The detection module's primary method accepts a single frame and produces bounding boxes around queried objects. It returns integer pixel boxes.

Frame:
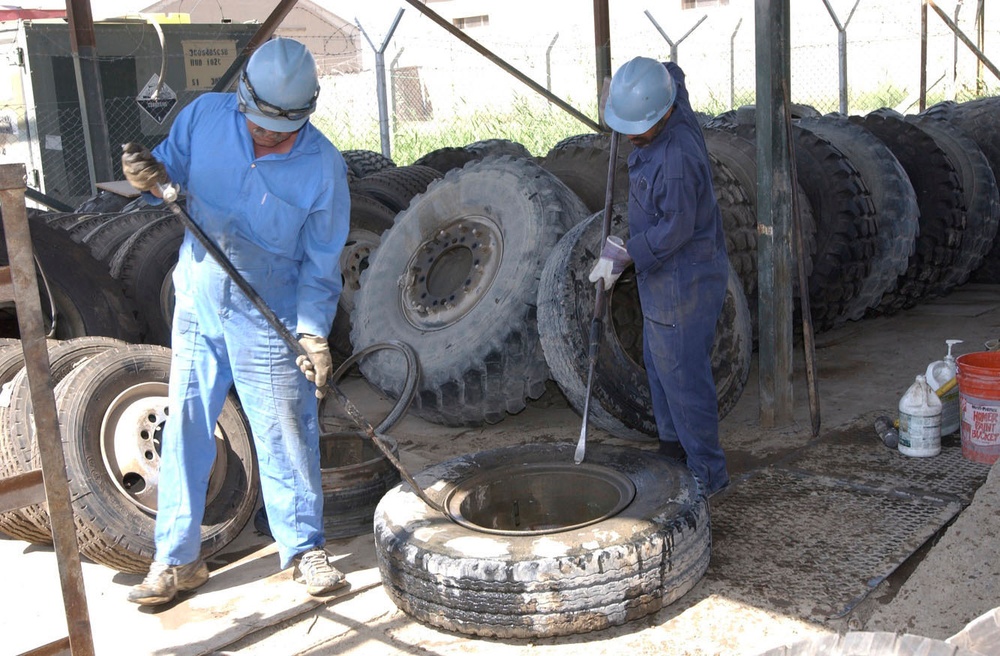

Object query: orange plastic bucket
[956,351,1000,464]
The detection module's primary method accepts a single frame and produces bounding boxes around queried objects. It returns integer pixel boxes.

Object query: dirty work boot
[127,559,209,606]
[294,548,347,596]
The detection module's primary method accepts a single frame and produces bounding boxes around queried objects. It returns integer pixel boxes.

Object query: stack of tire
[0,337,256,573]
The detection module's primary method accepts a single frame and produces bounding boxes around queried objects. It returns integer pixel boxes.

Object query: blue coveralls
[624,63,730,495]
[148,93,350,569]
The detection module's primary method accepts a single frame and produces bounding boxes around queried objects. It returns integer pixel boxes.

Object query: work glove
[296,334,333,399]
[121,142,168,193]
[587,236,631,289]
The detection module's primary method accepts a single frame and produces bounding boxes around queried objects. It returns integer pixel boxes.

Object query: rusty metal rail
[0,163,95,656]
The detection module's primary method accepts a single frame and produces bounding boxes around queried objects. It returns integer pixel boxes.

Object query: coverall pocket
[247,191,309,256]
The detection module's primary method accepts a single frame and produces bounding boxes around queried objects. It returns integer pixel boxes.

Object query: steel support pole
[754,0,794,427]
[920,0,928,111]
[65,0,113,189]
[730,18,743,110]
[0,163,95,656]
[594,0,611,123]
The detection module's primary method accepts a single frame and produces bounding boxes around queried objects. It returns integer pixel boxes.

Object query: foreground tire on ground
[0,337,126,543]
[53,345,258,573]
[754,631,980,655]
[352,156,589,426]
[374,443,710,638]
[0,219,144,342]
[797,115,918,321]
[538,208,753,441]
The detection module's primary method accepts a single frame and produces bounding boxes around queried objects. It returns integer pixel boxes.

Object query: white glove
[587,236,631,289]
[296,334,332,399]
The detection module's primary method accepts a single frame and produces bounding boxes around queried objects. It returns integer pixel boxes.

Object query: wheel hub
[339,228,381,314]
[401,216,503,330]
[445,462,636,536]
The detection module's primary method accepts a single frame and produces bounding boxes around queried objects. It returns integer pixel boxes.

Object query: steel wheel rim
[401,216,503,331]
[100,381,228,514]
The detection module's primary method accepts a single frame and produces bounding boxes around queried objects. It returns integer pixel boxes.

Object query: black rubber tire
[0,341,47,543]
[464,138,532,159]
[702,126,817,292]
[107,214,184,346]
[797,115,919,321]
[0,219,144,342]
[412,146,480,174]
[537,207,752,440]
[52,345,258,573]
[850,110,966,313]
[755,632,980,655]
[539,141,630,213]
[350,164,443,214]
[0,336,126,543]
[62,213,119,244]
[709,151,758,310]
[341,149,396,178]
[329,194,397,362]
[905,115,1000,292]
[352,156,589,427]
[41,212,99,232]
[921,97,1000,282]
[80,209,173,264]
[374,442,711,639]
[74,190,132,214]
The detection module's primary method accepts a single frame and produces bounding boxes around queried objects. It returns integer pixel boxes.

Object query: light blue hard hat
[604,56,676,135]
[237,37,319,133]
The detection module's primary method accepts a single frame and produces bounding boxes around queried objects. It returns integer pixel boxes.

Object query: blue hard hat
[604,56,676,135]
[237,38,319,132]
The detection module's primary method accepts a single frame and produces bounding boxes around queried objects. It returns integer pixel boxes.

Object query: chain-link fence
[0,0,997,210]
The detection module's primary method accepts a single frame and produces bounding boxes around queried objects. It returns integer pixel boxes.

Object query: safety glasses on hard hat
[238,70,319,121]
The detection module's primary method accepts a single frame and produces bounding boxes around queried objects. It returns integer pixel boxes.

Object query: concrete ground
[3,283,999,655]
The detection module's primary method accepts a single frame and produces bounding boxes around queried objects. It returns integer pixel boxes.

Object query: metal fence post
[644,10,708,64]
[356,9,405,160]
[821,0,862,115]
[731,18,743,109]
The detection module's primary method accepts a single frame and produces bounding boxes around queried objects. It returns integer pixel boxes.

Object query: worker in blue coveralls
[591,56,730,496]
[120,37,350,605]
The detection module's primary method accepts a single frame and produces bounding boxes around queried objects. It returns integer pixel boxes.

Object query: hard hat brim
[604,103,666,136]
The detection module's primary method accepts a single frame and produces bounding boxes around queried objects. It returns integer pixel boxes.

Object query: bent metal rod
[157,182,444,513]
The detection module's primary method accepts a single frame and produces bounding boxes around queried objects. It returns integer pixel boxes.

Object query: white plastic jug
[898,374,942,457]
[925,339,962,436]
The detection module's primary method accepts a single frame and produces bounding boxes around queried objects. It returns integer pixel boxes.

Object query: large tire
[783,122,879,331]
[0,341,47,543]
[352,156,589,426]
[709,151,758,310]
[411,146,479,174]
[107,214,184,346]
[75,190,132,214]
[922,98,1000,282]
[797,115,919,320]
[350,164,443,214]
[374,443,711,638]
[0,337,126,543]
[328,194,397,362]
[851,110,966,312]
[0,219,144,342]
[341,149,396,178]
[906,115,1000,292]
[539,141,630,213]
[702,126,817,292]
[52,345,258,573]
[464,138,532,159]
[538,207,753,441]
[80,209,173,264]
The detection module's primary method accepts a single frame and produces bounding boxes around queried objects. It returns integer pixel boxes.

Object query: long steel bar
[65,0,113,189]
[401,0,599,132]
[0,163,94,655]
[928,0,1000,82]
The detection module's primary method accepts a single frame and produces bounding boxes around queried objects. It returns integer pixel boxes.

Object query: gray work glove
[121,142,168,192]
[296,334,332,399]
[588,236,631,289]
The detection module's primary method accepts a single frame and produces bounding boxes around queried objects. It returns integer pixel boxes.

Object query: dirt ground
[3,283,999,655]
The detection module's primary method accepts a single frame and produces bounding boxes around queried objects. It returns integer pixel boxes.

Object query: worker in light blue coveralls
[120,37,350,605]
[591,56,730,496]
